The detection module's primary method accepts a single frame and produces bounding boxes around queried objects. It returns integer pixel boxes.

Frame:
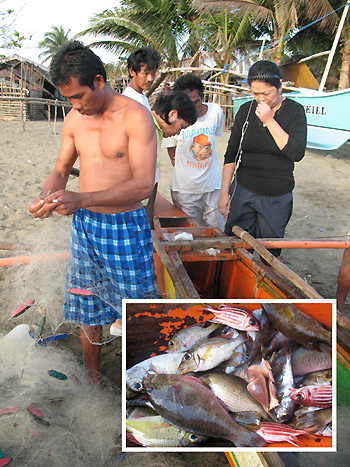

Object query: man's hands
[29,190,83,218]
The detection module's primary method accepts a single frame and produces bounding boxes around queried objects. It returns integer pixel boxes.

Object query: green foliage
[77,0,348,86]
[38,26,71,64]
[79,0,202,66]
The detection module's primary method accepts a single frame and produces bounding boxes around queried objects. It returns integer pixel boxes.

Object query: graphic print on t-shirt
[190,134,212,162]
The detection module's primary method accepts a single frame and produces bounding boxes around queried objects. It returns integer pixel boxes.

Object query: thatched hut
[0,55,58,120]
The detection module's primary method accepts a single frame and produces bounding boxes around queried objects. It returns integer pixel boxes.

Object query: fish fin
[207,318,221,325]
[206,322,222,333]
[183,375,203,384]
[148,364,160,374]
[215,396,231,413]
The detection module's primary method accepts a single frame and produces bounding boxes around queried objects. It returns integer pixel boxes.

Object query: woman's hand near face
[255,102,274,125]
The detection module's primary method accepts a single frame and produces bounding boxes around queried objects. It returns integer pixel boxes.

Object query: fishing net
[0,325,121,465]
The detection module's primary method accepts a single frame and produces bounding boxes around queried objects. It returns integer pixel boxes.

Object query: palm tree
[196,11,259,81]
[38,26,71,64]
[285,0,349,89]
[193,0,339,64]
[79,0,200,67]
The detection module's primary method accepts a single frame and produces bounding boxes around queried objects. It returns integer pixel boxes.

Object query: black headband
[249,73,281,80]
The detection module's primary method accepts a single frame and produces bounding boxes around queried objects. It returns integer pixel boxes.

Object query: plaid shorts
[64,208,156,326]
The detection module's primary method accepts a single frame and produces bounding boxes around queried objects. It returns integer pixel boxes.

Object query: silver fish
[126,352,185,392]
[198,371,269,419]
[178,335,246,374]
[167,323,221,352]
[271,348,296,423]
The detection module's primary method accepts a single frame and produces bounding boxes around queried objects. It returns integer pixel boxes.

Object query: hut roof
[0,54,54,87]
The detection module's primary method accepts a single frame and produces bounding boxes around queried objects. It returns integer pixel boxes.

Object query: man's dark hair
[248,60,283,89]
[173,73,205,98]
[50,40,107,90]
[127,47,161,77]
[153,91,197,125]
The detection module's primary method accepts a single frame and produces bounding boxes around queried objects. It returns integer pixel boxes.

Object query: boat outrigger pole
[319,1,350,91]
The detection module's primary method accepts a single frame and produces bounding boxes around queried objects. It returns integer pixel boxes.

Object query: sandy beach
[1,119,350,465]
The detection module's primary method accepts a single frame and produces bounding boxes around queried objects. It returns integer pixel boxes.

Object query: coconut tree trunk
[338,36,350,90]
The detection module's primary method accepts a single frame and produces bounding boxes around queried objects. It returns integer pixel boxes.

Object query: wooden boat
[142,193,349,461]
[233,88,350,150]
[152,194,324,301]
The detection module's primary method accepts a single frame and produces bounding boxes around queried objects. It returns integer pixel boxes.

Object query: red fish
[256,421,315,446]
[204,305,260,332]
[289,385,332,408]
[12,299,35,318]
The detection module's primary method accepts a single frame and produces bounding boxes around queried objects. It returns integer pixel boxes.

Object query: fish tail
[229,428,266,447]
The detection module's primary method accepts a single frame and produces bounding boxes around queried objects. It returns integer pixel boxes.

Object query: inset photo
[123,299,336,453]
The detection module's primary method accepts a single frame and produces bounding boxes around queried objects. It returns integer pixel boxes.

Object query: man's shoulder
[62,108,80,132]
[204,102,224,118]
[114,93,150,117]
[123,86,151,110]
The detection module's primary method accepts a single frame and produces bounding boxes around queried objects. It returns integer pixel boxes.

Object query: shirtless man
[29,41,157,383]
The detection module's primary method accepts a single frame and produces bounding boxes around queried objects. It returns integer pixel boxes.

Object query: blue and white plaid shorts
[64,208,156,326]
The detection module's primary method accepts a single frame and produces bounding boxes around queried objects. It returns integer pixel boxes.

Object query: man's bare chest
[73,122,128,161]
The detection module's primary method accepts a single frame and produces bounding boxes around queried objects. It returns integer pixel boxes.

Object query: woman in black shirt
[218,60,307,256]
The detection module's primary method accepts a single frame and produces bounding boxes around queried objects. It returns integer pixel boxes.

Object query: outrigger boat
[152,194,335,302]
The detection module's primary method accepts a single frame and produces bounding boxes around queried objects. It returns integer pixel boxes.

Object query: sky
[1,0,120,65]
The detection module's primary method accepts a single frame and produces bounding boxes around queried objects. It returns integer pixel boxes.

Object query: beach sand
[1,120,350,465]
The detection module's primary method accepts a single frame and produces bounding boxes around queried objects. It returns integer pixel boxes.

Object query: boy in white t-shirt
[163,73,224,230]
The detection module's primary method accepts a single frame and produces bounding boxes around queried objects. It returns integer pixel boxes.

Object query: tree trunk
[338,37,350,90]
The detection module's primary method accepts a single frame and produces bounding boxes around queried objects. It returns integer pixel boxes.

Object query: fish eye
[296,394,302,400]
[189,434,198,442]
[184,353,191,361]
[168,340,174,347]
[249,319,256,326]
[134,382,143,391]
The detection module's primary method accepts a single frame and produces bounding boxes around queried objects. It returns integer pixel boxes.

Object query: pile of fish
[126,303,333,448]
